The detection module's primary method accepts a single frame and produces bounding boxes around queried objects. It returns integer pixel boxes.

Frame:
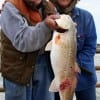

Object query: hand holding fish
[44,14,60,30]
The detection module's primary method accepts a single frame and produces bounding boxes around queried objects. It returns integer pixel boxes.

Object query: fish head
[45,14,77,50]
[52,14,77,45]
[55,14,74,29]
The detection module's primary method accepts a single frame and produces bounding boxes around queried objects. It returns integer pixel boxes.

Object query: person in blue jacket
[28,0,97,100]
[50,0,97,100]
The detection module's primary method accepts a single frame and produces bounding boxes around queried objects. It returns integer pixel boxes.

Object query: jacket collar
[72,7,80,18]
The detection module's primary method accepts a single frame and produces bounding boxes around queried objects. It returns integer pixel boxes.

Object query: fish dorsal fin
[49,79,58,92]
[45,40,52,51]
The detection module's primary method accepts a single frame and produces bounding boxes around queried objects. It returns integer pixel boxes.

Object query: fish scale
[46,14,80,100]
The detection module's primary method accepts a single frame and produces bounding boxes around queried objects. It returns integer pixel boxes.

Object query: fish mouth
[55,21,69,33]
[56,28,69,33]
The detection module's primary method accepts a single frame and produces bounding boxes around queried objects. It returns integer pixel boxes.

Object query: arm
[0,2,52,52]
[77,14,97,72]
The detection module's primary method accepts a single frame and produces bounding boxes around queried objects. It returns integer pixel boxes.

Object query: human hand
[44,15,60,30]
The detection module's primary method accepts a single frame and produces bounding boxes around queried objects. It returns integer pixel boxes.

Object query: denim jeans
[75,85,96,100]
[55,85,96,100]
[4,78,32,100]
[4,53,54,100]
[31,53,54,100]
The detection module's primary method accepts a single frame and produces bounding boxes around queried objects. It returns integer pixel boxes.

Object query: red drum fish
[45,14,80,100]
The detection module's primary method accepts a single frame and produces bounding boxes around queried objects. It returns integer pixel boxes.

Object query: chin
[30,0,42,6]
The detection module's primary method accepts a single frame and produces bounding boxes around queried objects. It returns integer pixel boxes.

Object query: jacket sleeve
[77,14,97,72]
[0,2,52,52]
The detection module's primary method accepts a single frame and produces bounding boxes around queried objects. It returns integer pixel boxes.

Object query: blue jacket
[72,7,97,91]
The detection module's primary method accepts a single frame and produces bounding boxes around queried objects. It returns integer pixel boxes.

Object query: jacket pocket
[77,34,85,51]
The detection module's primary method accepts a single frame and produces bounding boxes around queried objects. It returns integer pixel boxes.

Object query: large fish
[45,14,80,100]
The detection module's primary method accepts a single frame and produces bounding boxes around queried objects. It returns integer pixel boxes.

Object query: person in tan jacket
[0,0,60,100]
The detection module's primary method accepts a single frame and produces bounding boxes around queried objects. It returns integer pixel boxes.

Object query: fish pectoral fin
[74,62,81,73]
[45,40,52,51]
[49,79,58,92]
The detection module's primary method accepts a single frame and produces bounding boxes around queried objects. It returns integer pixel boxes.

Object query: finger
[50,15,60,20]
